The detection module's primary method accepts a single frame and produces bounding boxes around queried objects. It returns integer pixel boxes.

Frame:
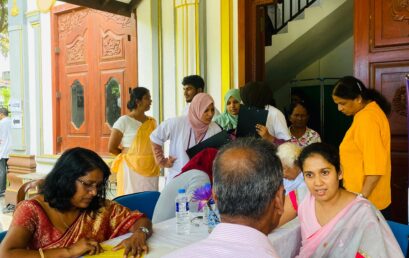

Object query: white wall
[0,55,9,77]
[205,0,221,111]
[137,0,154,117]
[274,36,353,111]
[40,12,53,155]
[161,0,176,120]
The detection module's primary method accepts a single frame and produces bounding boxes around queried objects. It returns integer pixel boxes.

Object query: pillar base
[4,154,37,206]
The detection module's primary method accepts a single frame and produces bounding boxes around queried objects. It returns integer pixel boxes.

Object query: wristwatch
[138,226,150,236]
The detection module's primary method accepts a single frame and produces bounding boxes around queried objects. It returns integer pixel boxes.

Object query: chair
[113,191,160,220]
[387,220,409,257]
[0,230,7,243]
[17,179,44,204]
[152,170,210,223]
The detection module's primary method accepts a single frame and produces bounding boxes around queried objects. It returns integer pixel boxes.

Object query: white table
[103,216,301,258]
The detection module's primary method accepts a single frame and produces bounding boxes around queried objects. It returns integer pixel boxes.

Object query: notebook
[186,130,231,159]
[236,105,268,138]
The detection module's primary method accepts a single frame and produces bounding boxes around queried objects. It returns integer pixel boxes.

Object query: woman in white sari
[279,143,403,258]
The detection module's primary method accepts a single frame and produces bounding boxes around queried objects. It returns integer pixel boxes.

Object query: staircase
[265,0,353,90]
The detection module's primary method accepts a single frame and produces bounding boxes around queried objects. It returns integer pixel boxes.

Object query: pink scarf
[188,93,214,143]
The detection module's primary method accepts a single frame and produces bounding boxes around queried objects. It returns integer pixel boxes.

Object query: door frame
[238,0,276,86]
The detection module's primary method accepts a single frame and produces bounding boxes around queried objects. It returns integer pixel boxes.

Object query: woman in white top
[240,81,291,144]
[150,93,221,182]
[109,87,159,196]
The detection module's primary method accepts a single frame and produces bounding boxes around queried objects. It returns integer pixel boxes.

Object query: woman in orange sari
[0,147,152,258]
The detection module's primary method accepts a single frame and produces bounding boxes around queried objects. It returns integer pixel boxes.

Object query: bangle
[39,248,45,258]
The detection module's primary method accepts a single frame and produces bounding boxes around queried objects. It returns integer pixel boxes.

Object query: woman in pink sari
[279,143,403,257]
[0,147,152,258]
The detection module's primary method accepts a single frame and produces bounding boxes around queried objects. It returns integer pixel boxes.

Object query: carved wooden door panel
[52,5,137,155]
[355,0,409,223]
[92,11,137,154]
[55,7,94,152]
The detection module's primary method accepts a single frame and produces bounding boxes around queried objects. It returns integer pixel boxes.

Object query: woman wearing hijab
[214,89,241,131]
[150,93,221,182]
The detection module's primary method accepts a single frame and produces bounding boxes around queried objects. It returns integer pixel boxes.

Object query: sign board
[11,114,22,129]
[9,99,22,112]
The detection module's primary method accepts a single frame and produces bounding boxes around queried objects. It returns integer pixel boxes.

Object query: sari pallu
[297,194,403,258]
[11,199,144,250]
[111,117,160,195]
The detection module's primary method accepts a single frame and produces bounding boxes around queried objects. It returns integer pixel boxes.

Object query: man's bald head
[213,138,283,219]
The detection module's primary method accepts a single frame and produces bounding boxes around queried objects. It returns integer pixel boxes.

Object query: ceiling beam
[61,0,132,17]
[101,0,112,7]
[128,0,143,11]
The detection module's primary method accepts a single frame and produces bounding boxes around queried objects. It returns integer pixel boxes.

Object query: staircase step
[267,0,348,59]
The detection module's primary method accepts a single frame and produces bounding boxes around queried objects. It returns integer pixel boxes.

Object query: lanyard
[186,128,206,151]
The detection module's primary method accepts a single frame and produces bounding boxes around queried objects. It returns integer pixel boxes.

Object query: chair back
[387,220,409,257]
[113,191,160,220]
[0,230,7,243]
[17,179,44,204]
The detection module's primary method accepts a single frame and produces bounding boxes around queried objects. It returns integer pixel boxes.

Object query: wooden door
[92,11,137,154]
[238,0,276,86]
[355,0,409,223]
[52,4,137,155]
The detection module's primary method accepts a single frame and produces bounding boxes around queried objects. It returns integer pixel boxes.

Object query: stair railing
[267,0,319,36]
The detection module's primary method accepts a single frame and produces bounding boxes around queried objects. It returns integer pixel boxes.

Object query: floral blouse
[289,127,321,147]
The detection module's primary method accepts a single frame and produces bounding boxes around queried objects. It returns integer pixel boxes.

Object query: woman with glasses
[0,147,152,258]
[288,101,321,147]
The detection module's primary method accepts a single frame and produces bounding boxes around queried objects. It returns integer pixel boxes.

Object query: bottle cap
[178,188,186,194]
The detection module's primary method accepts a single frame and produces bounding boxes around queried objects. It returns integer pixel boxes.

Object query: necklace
[57,212,71,229]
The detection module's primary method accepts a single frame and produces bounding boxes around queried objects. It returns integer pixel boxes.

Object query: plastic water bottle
[175,188,190,235]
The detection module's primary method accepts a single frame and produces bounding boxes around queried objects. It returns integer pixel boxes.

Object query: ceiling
[60,0,141,17]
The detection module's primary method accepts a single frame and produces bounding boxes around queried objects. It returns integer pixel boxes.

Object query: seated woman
[279,143,403,257]
[276,142,305,193]
[150,93,221,182]
[152,148,218,223]
[213,89,241,131]
[288,101,321,147]
[0,147,152,258]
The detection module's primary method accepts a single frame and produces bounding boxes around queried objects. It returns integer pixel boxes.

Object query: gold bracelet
[39,248,45,258]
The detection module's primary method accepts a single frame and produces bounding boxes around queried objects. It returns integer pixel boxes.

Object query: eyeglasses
[77,178,103,192]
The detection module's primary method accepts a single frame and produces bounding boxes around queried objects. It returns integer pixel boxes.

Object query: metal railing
[266,0,319,36]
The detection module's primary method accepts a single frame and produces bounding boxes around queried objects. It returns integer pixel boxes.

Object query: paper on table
[83,244,145,258]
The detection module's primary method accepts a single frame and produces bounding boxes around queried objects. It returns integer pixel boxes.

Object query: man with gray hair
[0,107,11,197]
[164,138,284,257]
